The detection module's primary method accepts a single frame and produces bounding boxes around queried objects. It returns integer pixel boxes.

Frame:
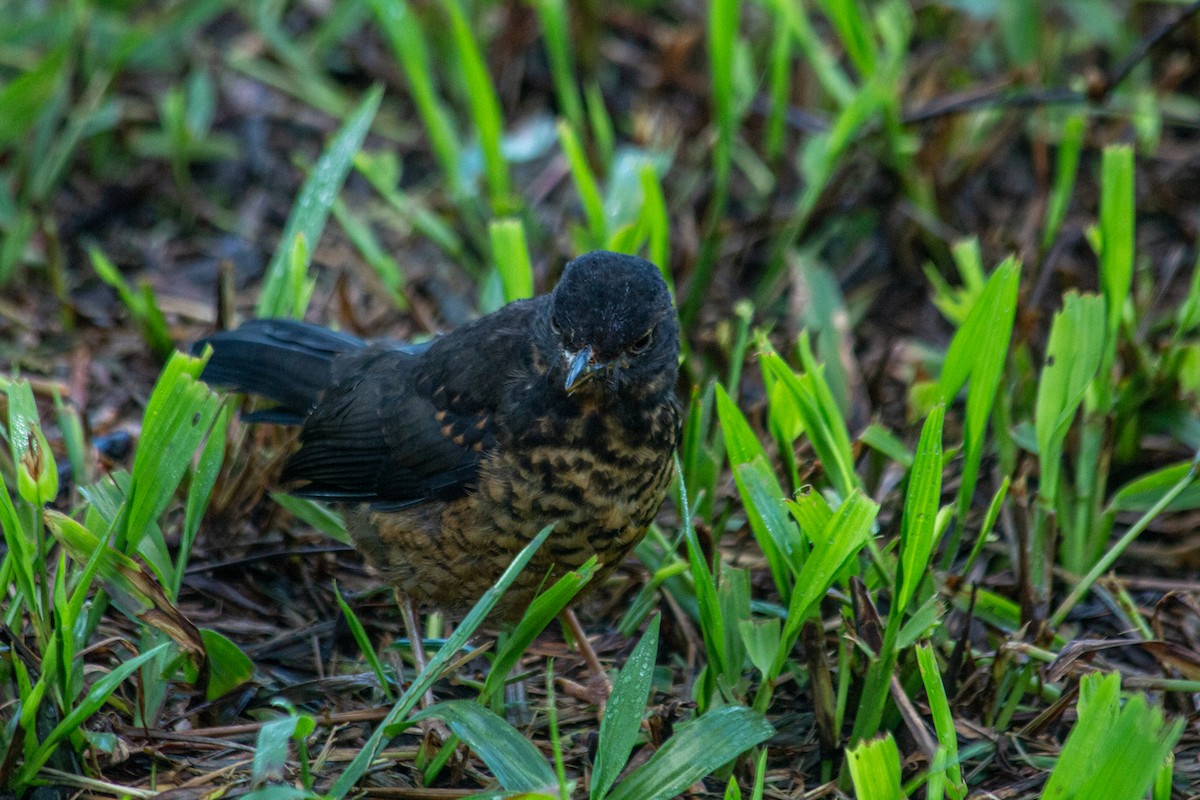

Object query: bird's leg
[560,608,612,711]
[396,590,436,710]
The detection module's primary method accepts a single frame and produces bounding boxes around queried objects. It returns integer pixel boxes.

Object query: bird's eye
[629,330,653,354]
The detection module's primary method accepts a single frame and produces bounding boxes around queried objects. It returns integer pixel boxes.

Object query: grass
[4,0,1200,797]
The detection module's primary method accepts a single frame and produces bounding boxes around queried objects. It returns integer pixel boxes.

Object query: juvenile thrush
[195,251,681,621]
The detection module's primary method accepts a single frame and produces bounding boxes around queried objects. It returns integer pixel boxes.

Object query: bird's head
[541,251,679,399]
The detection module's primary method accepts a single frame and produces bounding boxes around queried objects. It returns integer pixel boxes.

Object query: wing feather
[279,300,541,507]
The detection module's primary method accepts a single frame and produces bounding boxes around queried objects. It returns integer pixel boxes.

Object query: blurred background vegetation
[3,0,1200,797]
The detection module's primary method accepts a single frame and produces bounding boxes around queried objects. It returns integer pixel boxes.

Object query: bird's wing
[280,301,539,509]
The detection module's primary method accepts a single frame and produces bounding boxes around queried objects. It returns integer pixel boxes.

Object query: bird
[194,251,681,623]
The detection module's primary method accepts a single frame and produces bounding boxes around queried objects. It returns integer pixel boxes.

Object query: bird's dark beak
[564,345,603,393]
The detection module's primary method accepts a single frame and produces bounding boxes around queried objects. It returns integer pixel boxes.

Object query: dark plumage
[194,251,681,619]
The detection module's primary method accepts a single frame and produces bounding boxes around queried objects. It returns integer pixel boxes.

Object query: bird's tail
[193,319,365,424]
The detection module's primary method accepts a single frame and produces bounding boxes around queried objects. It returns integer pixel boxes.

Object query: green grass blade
[442,0,512,214]
[19,641,171,784]
[1042,112,1085,250]
[1041,672,1183,800]
[89,247,173,358]
[532,0,583,132]
[1034,293,1105,560]
[763,17,790,159]
[760,341,858,499]
[0,46,66,149]
[773,491,877,679]
[677,453,728,686]
[328,524,555,798]
[1051,453,1199,628]
[330,197,408,309]
[1109,461,1200,512]
[937,258,1019,529]
[846,732,906,800]
[489,217,535,303]
[368,0,462,196]
[1098,144,1134,351]
[353,151,467,263]
[334,583,394,701]
[199,628,255,701]
[716,383,800,591]
[1,479,41,634]
[270,494,348,543]
[591,614,661,800]
[792,260,853,415]
[894,405,944,616]
[915,645,964,798]
[480,559,596,706]
[605,706,774,800]
[256,84,382,318]
[770,0,853,105]
[821,0,877,77]
[411,700,556,792]
[122,351,223,555]
[558,120,606,247]
[176,404,229,599]
[45,510,204,662]
[638,162,671,287]
[708,0,738,212]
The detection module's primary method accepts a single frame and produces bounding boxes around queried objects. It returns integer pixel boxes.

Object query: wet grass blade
[18,642,171,785]
[591,614,661,800]
[369,0,462,196]
[605,706,774,800]
[334,583,394,701]
[532,0,583,133]
[411,701,556,792]
[257,84,382,318]
[1041,672,1182,800]
[480,559,596,706]
[894,405,944,616]
[1042,112,1085,250]
[915,645,964,799]
[121,351,223,556]
[559,120,606,248]
[489,217,535,303]
[846,733,905,800]
[442,0,512,214]
[328,524,554,798]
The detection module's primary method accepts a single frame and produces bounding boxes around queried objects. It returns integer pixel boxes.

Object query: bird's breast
[479,397,679,567]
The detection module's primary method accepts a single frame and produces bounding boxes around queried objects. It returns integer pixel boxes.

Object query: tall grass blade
[590,614,660,800]
[257,85,382,318]
[328,524,554,798]
[18,642,171,784]
[845,732,906,800]
[442,0,512,214]
[605,706,774,800]
[369,0,463,195]
[411,701,556,792]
